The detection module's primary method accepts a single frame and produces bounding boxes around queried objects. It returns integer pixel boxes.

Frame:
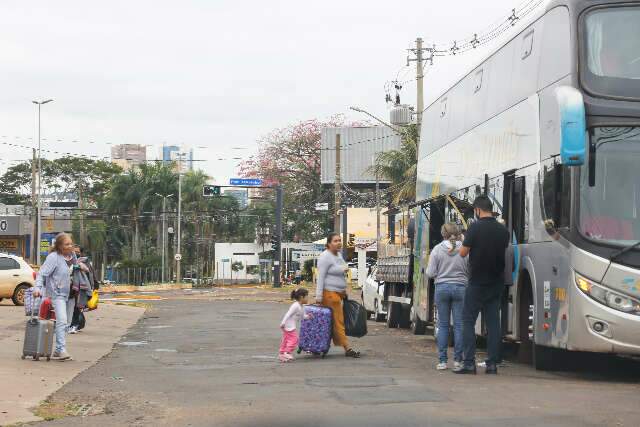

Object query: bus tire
[398,304,411,329]
[410,307,426,335]
[518,273,556,370]
[533,344,556,371]
[386,302,400,328]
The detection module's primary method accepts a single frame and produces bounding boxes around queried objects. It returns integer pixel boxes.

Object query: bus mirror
[555,86,586,166]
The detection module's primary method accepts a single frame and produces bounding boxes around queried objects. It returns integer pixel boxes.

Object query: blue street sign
[229,178,262,186]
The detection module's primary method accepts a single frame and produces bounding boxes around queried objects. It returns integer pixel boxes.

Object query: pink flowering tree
[239,115,362,241]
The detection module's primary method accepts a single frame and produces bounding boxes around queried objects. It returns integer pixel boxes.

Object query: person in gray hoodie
[426,223,469,370]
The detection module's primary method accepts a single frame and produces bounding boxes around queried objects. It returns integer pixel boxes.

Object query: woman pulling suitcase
[315,232,361,358]
[33,233,77,361]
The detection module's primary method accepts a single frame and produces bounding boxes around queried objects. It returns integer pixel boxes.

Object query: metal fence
[107,267,164,286]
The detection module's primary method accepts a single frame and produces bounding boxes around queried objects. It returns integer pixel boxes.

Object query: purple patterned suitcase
[297,305,332,357]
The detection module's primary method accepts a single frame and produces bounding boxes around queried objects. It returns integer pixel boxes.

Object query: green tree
[0,156,121,205]
[231,260,244,282]
[369,124,418,204]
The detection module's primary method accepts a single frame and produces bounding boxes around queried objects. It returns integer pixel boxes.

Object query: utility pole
[156,193,173,283]
[273,185,283,288]
[78,184,85,247]
[375,157,381,249]
[407,38,427,143]
[176,153,183,284]
[32,99,53,265]
[341,204,348,260]
[162,196,167,283]
[31,149,37,264]
[334,133,341,232]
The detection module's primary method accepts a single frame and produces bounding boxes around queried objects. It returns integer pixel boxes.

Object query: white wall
[214,242,262,282]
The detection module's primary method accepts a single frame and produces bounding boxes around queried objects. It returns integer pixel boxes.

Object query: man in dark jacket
[453,195,510,375]
[69,246,99,333]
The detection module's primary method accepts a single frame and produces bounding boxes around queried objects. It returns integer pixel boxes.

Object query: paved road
[30,287,640,427]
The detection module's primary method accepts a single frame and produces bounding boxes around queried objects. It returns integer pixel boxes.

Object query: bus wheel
[518,276,555,370]
[398,304,411,329]
[410,306,426,335]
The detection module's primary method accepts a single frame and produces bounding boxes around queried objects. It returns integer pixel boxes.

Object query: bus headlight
[575,273,640,316]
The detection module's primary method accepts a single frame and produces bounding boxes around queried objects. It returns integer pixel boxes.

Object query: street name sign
[229,178,262,186]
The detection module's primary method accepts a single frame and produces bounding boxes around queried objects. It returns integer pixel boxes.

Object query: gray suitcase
[22,301,54,361]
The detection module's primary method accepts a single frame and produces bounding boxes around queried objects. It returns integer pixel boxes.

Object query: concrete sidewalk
[0,300,145,426]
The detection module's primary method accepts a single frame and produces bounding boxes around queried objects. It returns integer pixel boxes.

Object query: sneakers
[345,348,361,358]
[452,364,477,375]
[453,361,463,370]
[485,364,498,375]
[278,353,294,363]
[436,362,448,370]
[68,326,78,334]
[52,351,72,361]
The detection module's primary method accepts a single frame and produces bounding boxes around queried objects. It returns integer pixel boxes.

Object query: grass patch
[33,399,82,421]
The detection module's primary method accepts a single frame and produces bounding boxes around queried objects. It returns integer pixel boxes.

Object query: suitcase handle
[30,297,41,319]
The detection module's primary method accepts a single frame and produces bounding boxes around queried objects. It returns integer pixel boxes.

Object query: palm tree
[103,168,151,260]
[369,124,418,204]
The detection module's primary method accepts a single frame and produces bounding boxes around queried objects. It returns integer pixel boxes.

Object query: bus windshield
[583,6,640,98]
[579,127,640,246]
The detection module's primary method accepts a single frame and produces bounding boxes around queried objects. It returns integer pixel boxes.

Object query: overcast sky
[0,0,546,183]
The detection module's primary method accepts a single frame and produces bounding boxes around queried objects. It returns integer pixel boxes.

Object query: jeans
[53,295,74,353]
[462,284,504,368]
[435,283,465,363]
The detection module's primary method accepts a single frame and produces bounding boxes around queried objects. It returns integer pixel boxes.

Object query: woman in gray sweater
[315,232,360,358]
[426,223,469,370]
[33,233,77,361]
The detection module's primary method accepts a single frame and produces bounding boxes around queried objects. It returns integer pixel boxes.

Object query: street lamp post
[176,151,183,284]
[32,99,53,265]
[155,193,174,283]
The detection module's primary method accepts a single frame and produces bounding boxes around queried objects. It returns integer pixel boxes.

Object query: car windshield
[579,127,640,246]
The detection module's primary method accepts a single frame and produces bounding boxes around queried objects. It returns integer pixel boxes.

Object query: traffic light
[202,185,221,197]
[270,234,280,252]
[348,233,356,248]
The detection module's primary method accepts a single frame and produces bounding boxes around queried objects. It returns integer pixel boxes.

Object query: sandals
[345,348,361,358]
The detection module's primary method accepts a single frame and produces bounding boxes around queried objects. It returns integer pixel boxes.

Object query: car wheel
[12,284,30,306]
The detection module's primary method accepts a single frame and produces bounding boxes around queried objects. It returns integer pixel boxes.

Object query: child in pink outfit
[279,288,309,362]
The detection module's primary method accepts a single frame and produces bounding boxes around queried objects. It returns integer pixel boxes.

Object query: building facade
[162,145,193,173]
[111,144,147,170]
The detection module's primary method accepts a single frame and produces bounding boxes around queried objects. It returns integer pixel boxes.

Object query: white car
[361,266,386,322]
[0,254,36,306]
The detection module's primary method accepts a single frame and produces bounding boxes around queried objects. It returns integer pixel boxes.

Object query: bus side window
[543,163,571,230]
[521,31,534,59]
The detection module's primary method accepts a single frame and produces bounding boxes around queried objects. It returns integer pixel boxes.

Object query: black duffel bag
[343,297,368,338]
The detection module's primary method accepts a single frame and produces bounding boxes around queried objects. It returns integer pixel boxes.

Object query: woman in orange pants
[315,232,360,358]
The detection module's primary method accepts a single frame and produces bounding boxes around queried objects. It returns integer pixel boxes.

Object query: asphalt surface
[25,286,640,427]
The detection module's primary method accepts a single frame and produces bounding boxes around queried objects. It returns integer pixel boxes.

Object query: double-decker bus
[407,0,639,369]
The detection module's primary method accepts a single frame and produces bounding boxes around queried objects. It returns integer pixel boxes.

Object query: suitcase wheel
[46,356,51,361]
[296,348,302,354]
[322,352,328,359]
[34,355,39,361]
[21,355,26,360]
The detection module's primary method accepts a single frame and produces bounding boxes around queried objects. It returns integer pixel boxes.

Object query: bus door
[427,199,446,324]
[502,171,526,336]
